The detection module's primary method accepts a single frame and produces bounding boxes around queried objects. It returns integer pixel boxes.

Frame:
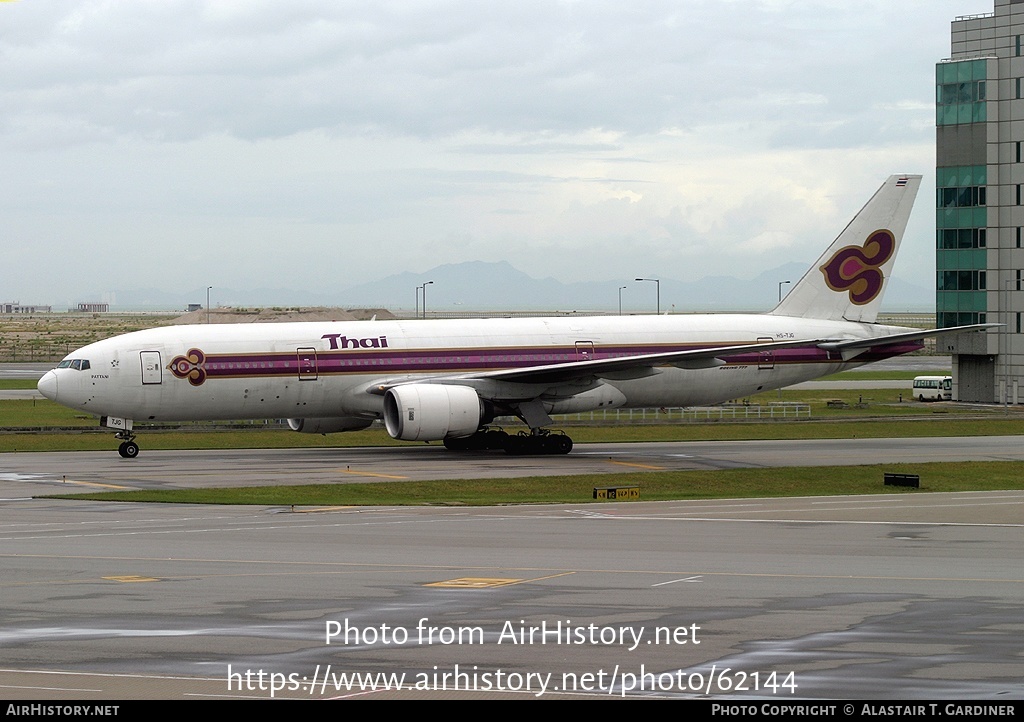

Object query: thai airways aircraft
[38,174,990,457]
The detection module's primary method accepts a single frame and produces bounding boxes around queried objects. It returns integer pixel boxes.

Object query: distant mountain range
[100,260,933,313]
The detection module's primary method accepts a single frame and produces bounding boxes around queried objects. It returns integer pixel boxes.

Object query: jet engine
[287,417,373,434]
[383,384,482,441]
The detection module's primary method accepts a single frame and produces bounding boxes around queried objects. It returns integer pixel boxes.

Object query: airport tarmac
[0,440,1022,700]
[2,436,1024,495]
[0,364,54,400]
[0,363,54,380]
[0,490,1020,700]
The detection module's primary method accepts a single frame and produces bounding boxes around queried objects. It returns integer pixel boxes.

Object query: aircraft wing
[365,338,825,404]
[817,323,998,361]
[369,324,995,396]
[443,337,826,386]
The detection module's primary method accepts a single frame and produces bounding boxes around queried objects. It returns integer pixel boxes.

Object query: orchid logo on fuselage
[819,229,895,305]
[168,348,207,386]
[321,334,389,350]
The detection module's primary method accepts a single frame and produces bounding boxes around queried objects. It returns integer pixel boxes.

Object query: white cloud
[0,0,994,303]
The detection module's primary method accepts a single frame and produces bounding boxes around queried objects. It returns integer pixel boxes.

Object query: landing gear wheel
[484,430,509,449]
[503,433,529,456]
[541,435,562,454]
[443,428,511,452]
[443,436,471,451]
[118,441,140,458]
[503,431,574,455]
[542,433,572,454]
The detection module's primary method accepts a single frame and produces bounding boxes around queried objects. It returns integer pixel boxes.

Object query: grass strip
[0,380,42,390]
[44,460,1024,506]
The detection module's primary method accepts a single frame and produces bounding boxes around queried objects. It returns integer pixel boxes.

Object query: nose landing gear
[101,416,139,459]
[115,431,139,458]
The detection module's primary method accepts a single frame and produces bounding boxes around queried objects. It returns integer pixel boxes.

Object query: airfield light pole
[618,286,627,315]
[415,286,420,319]
[420,280,434,319]
[207,286,212,324]
[635,278,660,315]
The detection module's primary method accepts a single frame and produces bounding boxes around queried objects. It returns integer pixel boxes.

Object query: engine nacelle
[287,417,373,434]
[383,384,482,441]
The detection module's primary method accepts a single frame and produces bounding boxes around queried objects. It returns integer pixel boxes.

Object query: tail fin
[771,174,922,323]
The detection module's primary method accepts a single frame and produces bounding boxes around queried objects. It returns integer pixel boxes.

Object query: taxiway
[0,490,1020,699]
[0,438,1021,699]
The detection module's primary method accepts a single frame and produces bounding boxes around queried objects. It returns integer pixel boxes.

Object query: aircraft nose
[38,371,58,401]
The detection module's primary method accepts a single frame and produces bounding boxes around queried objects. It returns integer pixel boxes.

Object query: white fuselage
[38,313,920,424]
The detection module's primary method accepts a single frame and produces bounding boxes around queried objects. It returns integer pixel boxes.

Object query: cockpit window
[57,360,72,369]
[57,359,91,371]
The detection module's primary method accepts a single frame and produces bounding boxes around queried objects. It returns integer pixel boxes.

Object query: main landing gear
[503,429,573,456]
[115,431,139,458]
[443,427,573,455]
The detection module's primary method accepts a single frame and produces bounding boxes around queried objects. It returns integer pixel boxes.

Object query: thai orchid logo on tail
[818,229,895,305]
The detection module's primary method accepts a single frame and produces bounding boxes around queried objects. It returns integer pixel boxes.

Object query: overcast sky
[0,0,995,307]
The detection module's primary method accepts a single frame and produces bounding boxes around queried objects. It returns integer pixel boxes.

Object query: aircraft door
[297,348,318,380]
[575,341,595,362]
[140,351,162,384]
[757,337,775,370]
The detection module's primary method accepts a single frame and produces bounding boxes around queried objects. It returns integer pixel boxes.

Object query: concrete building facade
[939,0,1024,403]
[76,303,109,313]
[1,302,52,314]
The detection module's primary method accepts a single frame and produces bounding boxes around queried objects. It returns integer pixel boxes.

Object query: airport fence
[251,403,813,430]
[1,342,78,363]
[69,405,810,434]
[497,403,811,426]
[218,404,815,432]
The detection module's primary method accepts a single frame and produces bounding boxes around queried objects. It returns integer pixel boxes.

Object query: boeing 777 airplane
[38,174,991,457]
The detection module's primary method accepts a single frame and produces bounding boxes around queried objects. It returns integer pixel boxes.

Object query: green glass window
[936,60,988,126]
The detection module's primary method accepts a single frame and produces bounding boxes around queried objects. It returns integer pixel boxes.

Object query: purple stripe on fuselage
[180,339,922,382]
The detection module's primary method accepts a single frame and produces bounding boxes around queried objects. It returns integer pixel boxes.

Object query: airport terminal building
[938,0,1024,402]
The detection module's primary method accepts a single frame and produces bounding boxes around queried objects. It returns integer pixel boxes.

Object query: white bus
[913,375,952,401]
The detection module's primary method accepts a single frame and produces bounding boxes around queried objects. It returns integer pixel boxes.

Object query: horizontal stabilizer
[818,323,997,360]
